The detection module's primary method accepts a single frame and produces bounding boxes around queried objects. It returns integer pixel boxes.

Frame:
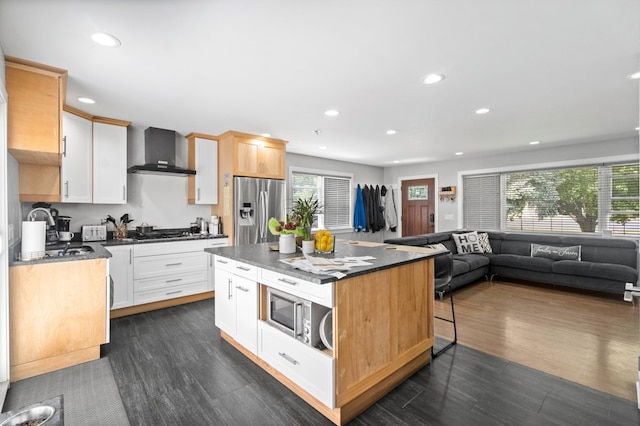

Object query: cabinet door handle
[228,278,233,300]
[166,278,182,283]
[216,259,229,264]
[166,262,182,266]
[209,255,212,267]
[277,277,298,286]
[122,185,126,201]
[64,181,69,198]
[197,188,200,201]
[235,285,249,292]
[63,136,67,157]
[129,249,132,265]
[166,290,182,295]
[278,352,299,365]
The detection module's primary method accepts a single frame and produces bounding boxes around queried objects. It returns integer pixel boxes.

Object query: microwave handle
[294,302,303,339]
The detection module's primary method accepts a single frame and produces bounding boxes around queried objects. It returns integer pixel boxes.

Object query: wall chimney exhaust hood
[127,127,196,176]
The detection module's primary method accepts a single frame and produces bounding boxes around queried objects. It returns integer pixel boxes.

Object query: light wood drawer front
[133,281,208,305]
[214,255,235,273]
[260,269,333,308]
[134,252,206,280]
[133,240,209,257]
[258,321,334,408]
[134,270,207,293]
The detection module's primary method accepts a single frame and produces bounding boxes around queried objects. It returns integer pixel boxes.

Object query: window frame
[288,166,354,232]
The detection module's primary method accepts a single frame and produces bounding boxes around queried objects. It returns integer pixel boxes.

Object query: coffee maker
[57,216,72,241]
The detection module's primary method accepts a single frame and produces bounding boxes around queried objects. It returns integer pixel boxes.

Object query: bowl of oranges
[314,229,335,254]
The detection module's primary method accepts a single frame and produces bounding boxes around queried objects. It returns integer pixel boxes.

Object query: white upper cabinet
[61,111,93,203]
[93,122,128,204]
[186,133,218,205]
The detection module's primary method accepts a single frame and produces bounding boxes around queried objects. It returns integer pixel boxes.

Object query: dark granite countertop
[205,241,441,284]
[103,233,228,247]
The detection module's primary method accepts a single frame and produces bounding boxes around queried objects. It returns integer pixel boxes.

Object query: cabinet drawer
[260,269,333,308]
[134,270,207,293]
[134,240,209,257]
[258,321,334,408]
[213,255,235,273]
[134,252,206,280]
[133,280,208,305]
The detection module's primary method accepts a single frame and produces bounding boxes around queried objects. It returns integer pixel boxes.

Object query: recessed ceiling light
[386,130,397,135]
[455,152,464,156]
[627,71,640,80]
[393,160,400,164]
[91,32,121,47]
[529,141,540,145]
[324,110,340,117]
[636,127,640,131]
[422,74,445,85]
[475,108,491,114]
[319,145,327,150]
[261,133,271,137]
[78,97,95,104]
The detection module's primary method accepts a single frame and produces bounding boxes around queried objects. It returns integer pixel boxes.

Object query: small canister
[200,218,208,235]
[210,216,220,235]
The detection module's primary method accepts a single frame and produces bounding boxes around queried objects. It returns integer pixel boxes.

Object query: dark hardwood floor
[104,296,640,425]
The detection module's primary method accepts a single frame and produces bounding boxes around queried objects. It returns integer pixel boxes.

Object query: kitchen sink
[45,244,95,257]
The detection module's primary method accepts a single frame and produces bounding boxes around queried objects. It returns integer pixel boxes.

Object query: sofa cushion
[452,259,471,277]
[531,244,581,261]
[478,232,493,253]
[453,253,490,271]
[552,261,638,283]
[452,231,483,254]
[383,236,429,247]
[491,254,556,273]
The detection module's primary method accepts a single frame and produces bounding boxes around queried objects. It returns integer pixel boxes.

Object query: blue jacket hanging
[354,184,366,232]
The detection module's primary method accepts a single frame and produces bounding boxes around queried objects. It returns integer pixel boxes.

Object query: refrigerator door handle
[260,190,268,240]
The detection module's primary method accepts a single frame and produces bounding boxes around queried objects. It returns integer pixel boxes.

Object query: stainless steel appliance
[81,225,107,242]
[266,286,331,348]
[234,176,284,245]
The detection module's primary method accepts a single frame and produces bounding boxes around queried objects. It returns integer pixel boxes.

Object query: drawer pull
[278,352,299,365]
[166,290,182,295]
[236,285,249,292]
[166,278,182,283]
[166,262,183,266]
[216,259,229,264]
[236,266,251,272]
[277,277,298,286]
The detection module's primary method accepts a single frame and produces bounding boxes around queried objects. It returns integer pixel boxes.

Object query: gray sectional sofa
[384,231,638,296]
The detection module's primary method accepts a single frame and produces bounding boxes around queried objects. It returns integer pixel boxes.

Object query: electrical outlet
[8,224,14,241]
[444,214,454,220]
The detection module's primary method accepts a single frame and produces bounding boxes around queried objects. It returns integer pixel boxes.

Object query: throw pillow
[531,244,581,261]
[478,232,493,253]
[427,243,448,251]
[452,231,483,254]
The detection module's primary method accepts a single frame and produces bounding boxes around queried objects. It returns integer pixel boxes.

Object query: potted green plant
[290,196,320,253]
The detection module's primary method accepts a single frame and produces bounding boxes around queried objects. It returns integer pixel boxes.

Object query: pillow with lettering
[452,231,483,254]
[531,244,581,261]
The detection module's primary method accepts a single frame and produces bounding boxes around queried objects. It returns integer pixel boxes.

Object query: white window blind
[463,174,500,229]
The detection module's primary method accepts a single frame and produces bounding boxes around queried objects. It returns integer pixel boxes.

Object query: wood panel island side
[205,241,443,425]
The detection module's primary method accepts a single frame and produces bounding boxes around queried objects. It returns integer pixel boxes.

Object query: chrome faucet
[27,207,56,226]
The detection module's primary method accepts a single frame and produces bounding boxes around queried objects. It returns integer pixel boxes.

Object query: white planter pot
[279,234,296,254]
[301,240,315,254]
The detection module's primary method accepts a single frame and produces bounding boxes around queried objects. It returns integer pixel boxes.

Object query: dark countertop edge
[9,234,229,267]
[205,242,444,284]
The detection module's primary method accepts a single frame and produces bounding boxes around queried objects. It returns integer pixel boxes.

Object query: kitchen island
[205,240,443,425]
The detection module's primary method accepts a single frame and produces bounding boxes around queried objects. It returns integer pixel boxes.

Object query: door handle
[430,213,434,223]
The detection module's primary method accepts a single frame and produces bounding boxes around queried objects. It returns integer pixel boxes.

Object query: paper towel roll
[22,221,46,260]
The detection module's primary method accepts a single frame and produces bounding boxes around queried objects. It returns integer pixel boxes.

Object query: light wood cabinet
[105,245,134,310]
[218,130,286,179]
[5,56,67,165]
[9,258,107,381]
[186,133,218,204]
[61,110,93,203]
[93,120,128,204]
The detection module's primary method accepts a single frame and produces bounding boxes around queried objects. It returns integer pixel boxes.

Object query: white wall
[384,137,639,233]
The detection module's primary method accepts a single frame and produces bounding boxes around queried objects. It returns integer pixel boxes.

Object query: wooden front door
[401,178,435,236]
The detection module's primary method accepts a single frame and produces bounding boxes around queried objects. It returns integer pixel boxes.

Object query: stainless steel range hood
[127,127,196,176]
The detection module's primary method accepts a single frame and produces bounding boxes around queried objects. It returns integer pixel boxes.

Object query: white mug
[59,231,75,241]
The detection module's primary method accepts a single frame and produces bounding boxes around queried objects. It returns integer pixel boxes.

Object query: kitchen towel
[21,220,46,260]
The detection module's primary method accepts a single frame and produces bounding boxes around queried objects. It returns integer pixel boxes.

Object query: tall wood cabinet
[212,131,287,244]
[6,56,67,202]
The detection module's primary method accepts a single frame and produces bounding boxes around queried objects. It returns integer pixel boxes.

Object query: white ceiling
[0,0,639,167]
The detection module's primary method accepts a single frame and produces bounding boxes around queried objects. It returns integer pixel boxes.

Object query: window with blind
[463,161,639,236]
[290,169,352,231]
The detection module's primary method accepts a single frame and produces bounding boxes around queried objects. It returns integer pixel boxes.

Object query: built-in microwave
[266,286,331,348]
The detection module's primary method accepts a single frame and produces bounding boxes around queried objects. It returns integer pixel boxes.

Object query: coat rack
[439,186,456,202]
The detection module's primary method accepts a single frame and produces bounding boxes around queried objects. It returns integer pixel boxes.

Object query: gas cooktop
[135,228,197,241]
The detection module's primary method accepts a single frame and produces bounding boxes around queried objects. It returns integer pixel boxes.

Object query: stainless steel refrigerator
[234,176,285,245]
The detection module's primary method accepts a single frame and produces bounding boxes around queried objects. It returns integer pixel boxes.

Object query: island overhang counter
[205,240,444,425]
